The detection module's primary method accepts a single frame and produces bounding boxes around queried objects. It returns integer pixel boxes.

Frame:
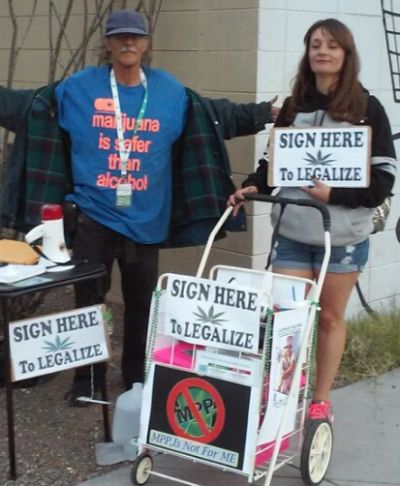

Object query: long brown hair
[287,18,366,123]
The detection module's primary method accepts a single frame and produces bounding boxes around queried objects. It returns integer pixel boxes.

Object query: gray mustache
[120,47,137,54]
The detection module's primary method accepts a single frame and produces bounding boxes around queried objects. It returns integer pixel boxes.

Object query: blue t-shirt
[55,65,187,243]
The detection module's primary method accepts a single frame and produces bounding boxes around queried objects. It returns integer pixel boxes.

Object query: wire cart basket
[131,194,333,486]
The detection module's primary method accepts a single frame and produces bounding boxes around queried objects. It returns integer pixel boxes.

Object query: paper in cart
[258,306,309,446]
[194,348,262,386]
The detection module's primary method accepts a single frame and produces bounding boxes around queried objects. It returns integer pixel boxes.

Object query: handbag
[371,197,391,234]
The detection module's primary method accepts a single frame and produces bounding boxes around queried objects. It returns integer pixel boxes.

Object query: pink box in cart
[255,435,290,465]
[153,341,198,370]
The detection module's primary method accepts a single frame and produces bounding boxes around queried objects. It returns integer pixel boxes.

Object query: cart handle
[244,193,331,232]
[196,206,233,278]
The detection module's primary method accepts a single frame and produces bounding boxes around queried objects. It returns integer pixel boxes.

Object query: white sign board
[9,304,110,381]
[140,363,262,475]
[268,126,371,187]
[163,274,261,353]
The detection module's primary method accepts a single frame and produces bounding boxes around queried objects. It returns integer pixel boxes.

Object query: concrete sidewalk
[78,369,400,486]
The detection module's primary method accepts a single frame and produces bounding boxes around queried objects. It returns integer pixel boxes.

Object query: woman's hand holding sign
[301,178,331,203]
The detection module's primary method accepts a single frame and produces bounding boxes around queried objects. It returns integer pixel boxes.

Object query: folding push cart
[131,194,333,486]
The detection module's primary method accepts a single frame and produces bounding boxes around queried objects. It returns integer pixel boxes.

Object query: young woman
[229,18,396,422]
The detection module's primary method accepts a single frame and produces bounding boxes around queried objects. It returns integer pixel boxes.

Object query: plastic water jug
[112,382,143,459]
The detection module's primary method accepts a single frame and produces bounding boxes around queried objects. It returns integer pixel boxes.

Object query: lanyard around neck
[110,68,148,176]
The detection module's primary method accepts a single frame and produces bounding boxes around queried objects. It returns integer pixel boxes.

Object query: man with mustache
[55,9,190,404]
[0,9,278,404]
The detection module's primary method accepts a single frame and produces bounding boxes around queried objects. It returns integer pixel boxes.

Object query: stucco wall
[0,1,107,87]
[153,1,265,279]
[0,0,399,317]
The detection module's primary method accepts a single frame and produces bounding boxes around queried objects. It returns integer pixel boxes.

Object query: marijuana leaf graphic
[303,150,335,166]
[193,305,226,325]
[42,336,74,353]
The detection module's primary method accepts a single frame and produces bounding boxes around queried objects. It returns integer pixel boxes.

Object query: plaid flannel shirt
[2,85,269,245]
[167,89,237,246]
[24,83,72,228]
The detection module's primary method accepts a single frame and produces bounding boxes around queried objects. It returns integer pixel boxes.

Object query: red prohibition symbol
[166,377,225,443]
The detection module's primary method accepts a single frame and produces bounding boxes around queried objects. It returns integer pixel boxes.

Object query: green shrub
[335,310,400,387]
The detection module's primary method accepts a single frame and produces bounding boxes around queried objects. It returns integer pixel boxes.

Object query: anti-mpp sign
[166,377,225,443]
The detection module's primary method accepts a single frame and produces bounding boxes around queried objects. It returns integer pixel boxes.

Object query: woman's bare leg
[273,267,359,402]
[312,271,359,401]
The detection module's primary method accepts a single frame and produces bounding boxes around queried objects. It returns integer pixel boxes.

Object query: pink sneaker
[307,400,334,422]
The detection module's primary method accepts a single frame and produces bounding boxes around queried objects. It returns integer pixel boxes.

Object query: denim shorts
[271,235,369,273]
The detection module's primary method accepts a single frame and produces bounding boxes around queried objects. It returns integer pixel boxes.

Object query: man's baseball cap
[104,10,149,37]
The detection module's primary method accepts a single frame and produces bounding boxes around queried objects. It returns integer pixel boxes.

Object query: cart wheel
[131,453,153,485]
[300,420,333,486]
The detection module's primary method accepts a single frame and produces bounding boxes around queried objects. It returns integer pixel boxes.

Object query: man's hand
[269,95,280,122]
[227,185,258,216]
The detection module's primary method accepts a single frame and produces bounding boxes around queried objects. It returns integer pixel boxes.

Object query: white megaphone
[25,204,74,272]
